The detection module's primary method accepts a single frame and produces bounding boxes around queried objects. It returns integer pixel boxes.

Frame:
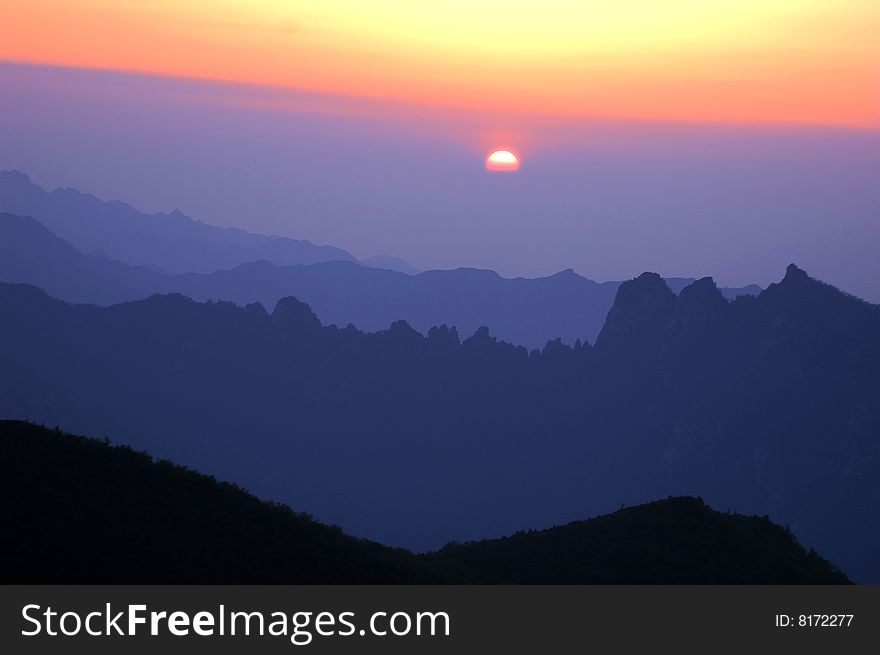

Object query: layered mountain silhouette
[0,170,357,272]
[0,265,877,580]
[1,421,848,584]
[0,212,158,304]
[0,211,759,347]
[362,254,421,275]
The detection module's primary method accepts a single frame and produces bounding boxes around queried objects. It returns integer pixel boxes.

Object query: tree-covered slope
[0,421,849,584]
[430,497,849,584]
[1,420,432,584]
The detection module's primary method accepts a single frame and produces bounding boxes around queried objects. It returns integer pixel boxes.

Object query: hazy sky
[4,1,879,126]
[1,1,878,300]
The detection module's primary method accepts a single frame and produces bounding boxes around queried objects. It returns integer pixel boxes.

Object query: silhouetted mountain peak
[782,263,810,285]
[763,263,843,306]
[621,272,674,301]
[464,325,496,346]
[542,337,574,359]
[245,301,269,319]
[595,272,676,351]
[0,169,32,185]
[573,338,591,352]
[662,277,729,353]
[427,324,460,347]
[387,319,420,338]
[677,276,726,310]
[272,296,321,332]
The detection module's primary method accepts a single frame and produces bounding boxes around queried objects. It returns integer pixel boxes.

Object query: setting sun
[486,150,520,172]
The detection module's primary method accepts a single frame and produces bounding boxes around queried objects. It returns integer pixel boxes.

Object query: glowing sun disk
[486,149,520,171]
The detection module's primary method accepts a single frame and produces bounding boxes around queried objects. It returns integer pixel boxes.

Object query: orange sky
[2,0,878,127]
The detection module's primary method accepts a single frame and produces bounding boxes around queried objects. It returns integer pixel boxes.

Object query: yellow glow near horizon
[1,0,878,126]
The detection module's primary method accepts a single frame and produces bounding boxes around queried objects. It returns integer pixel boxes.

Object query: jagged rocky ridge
[0,210,760,347]
[0,265,877,580]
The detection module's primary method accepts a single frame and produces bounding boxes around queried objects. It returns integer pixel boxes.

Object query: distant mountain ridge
[362,254,421,275]
[1,421,848,584]
[0,266,877,580]
[0,211,760,346]
[0,169,360,272]
[0,211,155,304]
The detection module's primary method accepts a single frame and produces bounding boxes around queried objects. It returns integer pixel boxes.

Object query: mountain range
[0,169,357,272]
[1,264,877,581]
[2,168,875,583]
[2,421,848,584]
[0,208,759,347]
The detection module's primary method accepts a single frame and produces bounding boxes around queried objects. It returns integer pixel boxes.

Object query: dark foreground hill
[1,421,428,584]
[432,496,850,584]
[0,421,848,584]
